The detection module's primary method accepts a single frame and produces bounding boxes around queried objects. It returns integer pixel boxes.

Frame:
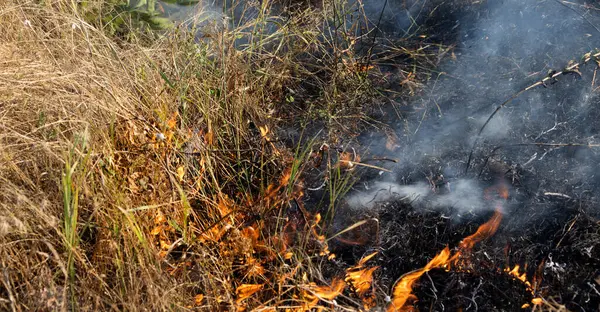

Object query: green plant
[62,129,90,308]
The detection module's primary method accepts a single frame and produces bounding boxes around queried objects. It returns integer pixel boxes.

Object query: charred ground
[325,0,600,311]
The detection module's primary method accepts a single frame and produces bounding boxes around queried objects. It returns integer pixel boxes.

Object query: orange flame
[346,267,378,297]
[387,247,452,311]
[346,251,379,308]
[505,265,531,287]
[388,182,509,311]
[458,209,503,252]
[531,297,543,305]
[504,264,540,297]
[235,284,264,305]
[302,278,346,310]
[457,182,507,257]
[308,278,346,300]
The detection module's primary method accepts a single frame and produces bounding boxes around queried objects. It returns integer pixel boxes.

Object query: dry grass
[0,0,386,310]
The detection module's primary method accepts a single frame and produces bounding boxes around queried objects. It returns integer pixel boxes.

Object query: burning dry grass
[1,0,571,311]
[0,0,395,310]
[385,182,552,311]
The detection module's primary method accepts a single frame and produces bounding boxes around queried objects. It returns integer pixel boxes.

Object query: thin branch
[364,0,388,71]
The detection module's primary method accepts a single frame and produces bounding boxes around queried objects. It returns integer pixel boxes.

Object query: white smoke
[346,181,429,209]
[347,179,502,216]
[343,0,600,219]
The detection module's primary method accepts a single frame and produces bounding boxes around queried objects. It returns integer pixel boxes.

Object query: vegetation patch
[0,0,429,310]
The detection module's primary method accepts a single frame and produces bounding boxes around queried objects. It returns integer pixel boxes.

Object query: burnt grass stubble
[290,1,600,311]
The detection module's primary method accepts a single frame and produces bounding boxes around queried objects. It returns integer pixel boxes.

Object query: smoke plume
[348,0,600,221]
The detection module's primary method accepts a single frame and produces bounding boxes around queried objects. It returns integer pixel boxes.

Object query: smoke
[346,178,506,218]
[163,0,600,219]
[346,181,429,209]
[347,0,600,220]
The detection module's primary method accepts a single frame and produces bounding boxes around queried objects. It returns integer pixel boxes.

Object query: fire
[504,264,533,291]
[387,247,452,311]
[458,209,503,252]
[264,167,292,204]
[346,251,379,309]
[301,278,346,310]
[307,278,346,300]
[522,297,544,309]
[346,267,378,295]
[531,298,543,305]
[504,262,544,309]
[458,182,508,254]
[388,182,509,311]
[236,284,264,306]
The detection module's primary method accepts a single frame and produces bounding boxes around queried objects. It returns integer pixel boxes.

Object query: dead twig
[544,192,572,199]
[339,160,392,172]
[1,265,17,312]
[364,0,388,72]
[360,157,399,163]
[555,215,579,249]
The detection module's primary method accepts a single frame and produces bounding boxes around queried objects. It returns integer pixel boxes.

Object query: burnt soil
[303,0,600,311]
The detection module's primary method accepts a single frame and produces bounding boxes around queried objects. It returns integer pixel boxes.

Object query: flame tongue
[458,209,503,252]
[388,247,452,311]
[458,182,508,254]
